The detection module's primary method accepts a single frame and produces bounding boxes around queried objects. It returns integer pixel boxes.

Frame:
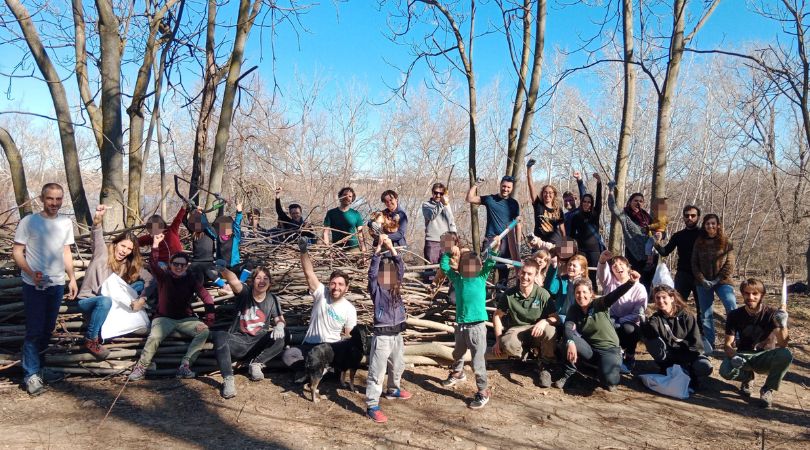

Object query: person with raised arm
[466,176,520,286]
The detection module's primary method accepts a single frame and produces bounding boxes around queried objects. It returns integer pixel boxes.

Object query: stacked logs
[0,225,501,377]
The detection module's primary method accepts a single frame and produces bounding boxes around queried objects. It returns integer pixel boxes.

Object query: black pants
[189,261,218,284]
[648,343,713,382]
[559,335,622,387]
[582,249,600,289]
[626,251,655,293]
[673,270,700,317]
[212,330,284,377]
[615,322,640,359]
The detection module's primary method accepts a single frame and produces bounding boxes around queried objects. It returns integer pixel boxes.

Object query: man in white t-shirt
[282,238,357,377]
[12,183,78,396]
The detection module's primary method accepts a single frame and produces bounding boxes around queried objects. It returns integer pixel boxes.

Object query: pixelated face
[378,264,397,289]
[460,254,482,277]
[558,241,576,260]
[574,284,593,307]
[40,187,64,217]
[113,239,134,262]
[216,222,233,236]
[651,199,667,218]
[654,290,674,315]
[519,265,537,287]
[329,276,348,300]
[170,257,189,276]
[741,286,762,310]
[290,207,302,222]
[610,260,629,280]
[440,234,457,252]
[382,194,398,212]
[703,218,718,237]
[499,181,514,198]
[188,213,204,232]
[567,260,585,279]
[683,208,699,228]
[147,218,165,236]
[580,196,593,212]
[253,271,270,292]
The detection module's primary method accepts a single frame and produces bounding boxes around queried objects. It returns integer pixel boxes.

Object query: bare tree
[0,126,31,217]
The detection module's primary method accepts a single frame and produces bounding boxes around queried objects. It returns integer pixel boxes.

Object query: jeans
[77,296,112,340]
[451,322,488,392]
[22,284,65,381]
[130,280,145,295]
[211,330,284,377]
[137,317,210,367]
[559,334,622,387]
[696,283,737,349]
[365,333,405,408]
[720,348,793,391]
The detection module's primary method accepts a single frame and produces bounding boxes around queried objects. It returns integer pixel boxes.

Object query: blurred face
[382,194,398,212]
[290,207,302,222]
[683,208,699,228]
[148,221,165,236]
[630,195,644,212]
[557,240,576,260]
[652,200,667,218]
[741,286,763,311]
[574,284,593,308]
[580,196,593,212]
[329,276,349,300]
[567,260,584,279]
[113,239,134,262]
[703,218,719,238]
[378,264,397,289]
[217,222,233,237]
[188,214,204,232]
[40,187,64,217]
[339,190,355,207]
[460,254,482,277]
[610,260,629,281]
[543,187,556,206]
[170,257,189,277]
[499,181,514,198]
[654,290,675,316]
[440,234,457,252]
[253,271,270,293]
[519,266,537,289]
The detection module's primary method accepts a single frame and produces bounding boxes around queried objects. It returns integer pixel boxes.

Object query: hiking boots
[469,389,490,409]
[441,371,467,388]
[221,376,237,399]
[552,375,569,390]
[176,362,196,379]
[85,338,111,360]
[26,374,44,396]
[248,362,264,381]
[740,379,754,397]
[537,369,552,388]
[128,363,147,381]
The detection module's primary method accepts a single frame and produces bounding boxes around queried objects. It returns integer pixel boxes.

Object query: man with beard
[720,278,792,408]
[323,187,366,253]
[282,238,358,377]
[654,205,702,308]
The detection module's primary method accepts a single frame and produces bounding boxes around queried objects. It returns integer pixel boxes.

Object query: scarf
[624,206,651,231]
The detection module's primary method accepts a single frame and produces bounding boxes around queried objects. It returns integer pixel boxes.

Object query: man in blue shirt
[466,176,521,285]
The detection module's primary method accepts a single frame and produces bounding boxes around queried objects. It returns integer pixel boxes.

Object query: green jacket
[440,250,496,324]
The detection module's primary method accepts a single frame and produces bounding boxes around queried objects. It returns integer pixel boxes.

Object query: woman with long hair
[691,213,736,353]
[75,205,154,359]
[569,173,604,287]
[608,190,654,289]
[641,285,712,388]
[527,163,566,245]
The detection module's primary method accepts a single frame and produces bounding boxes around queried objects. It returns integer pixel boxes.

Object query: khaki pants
[499,324,556,362]
[138,317,209,367]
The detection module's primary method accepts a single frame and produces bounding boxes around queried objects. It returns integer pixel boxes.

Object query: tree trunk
[206,0,262,209]
[0,127,32,218]
[5,0,92,227]
[96,0,126,230]
[504,0,531,177]
[71,0,103,149]
[610,0,637,253]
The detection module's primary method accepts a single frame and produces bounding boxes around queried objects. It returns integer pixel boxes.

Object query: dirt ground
[2,295,809,450]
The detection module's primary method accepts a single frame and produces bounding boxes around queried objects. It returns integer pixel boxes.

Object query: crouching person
[129,234,215,380]
[555,272,639,391]
[212,265,285,399]
[642,285,712,389]
[491,258,558,388]
[720,278,792,408]
[365,236,411,423]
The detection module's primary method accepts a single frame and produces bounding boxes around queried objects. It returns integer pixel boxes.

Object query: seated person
[720,278,792,408]
[555,273,639,391]
[491,259,558,388]
[211,265,286,399]
[128,234,215,381]
[642,285,712,389]
[281,238,357,380]
[546,252,588,322]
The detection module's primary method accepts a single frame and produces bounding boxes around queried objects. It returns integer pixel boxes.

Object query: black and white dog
[305,326,370,403]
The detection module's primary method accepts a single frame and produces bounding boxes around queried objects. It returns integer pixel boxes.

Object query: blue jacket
[368,252,406,329]
[203,210,243,267]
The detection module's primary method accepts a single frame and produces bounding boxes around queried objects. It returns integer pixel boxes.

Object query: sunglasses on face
[171,262,188,268]
[684,213,697,218]
[433,191,444,196]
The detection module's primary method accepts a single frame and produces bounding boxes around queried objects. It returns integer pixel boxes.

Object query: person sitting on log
[439,236,500,409]
[128,233,215,381]
[641,285,712,390]
[281,238,357,380]
[75,205,155,359]
[719,278,792,409]
[554,272,639,392]
[185,207,218,285]
[491,258,558,388]
[365,235,411,423]
[323,186,366,253]
[211,265,286,399]
[545,245,587,322]
[137,204,187,268]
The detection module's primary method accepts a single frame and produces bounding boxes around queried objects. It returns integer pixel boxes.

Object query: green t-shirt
[439,251,495,324]
[324,207,364,249]
[496,284,555,327]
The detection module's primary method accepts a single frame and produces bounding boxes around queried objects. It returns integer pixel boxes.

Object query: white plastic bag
[652,261,675,289]
[638,364,691,399]
[100,274,150,340]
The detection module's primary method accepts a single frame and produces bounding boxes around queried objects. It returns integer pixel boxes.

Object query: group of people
[12,176,793,425]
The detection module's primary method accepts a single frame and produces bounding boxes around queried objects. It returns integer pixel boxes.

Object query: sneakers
[26,374,44,396]
[41,368,65,384]
[468,389,490,409]
[176,362,196,379]
[552,375,569,390]
[85,338,111,360]
[740,379,754,397]
[605,384,618,392]
[537,369,552,388]
[441,371,467,388]
[384,388,412,400]
[760,388,774,408]
[128,363,147,381]
[221,376,237,399]
[248,363,264,381]
[367,406,388,423]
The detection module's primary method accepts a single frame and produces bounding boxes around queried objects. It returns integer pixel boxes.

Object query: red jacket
[139,206,186,263]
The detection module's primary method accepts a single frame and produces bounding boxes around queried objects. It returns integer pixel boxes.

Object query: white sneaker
[26,374,44,396]
[248,363,264,381]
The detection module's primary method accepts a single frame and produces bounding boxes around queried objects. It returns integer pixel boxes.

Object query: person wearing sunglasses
[422,182,457,266]
[128,233,216,381]
[654,205,702,314]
